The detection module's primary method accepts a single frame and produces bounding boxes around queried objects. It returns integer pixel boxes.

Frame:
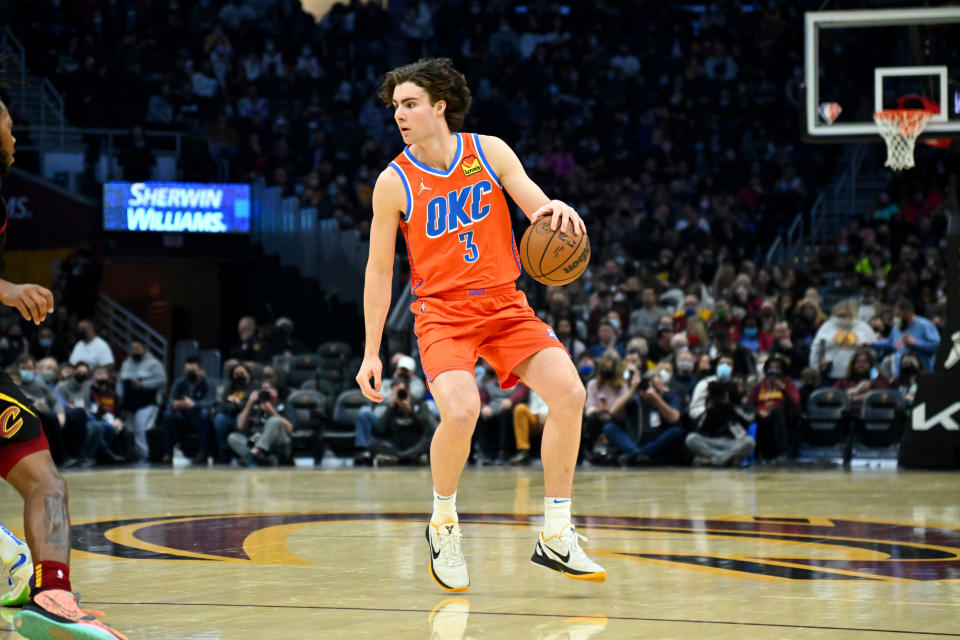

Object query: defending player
[0,99,126,639]
[356,58,606,592]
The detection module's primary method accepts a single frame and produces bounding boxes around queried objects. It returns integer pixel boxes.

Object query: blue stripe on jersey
[403,132,463,178]
[509,226,522,271]
[399,220,424,295]
[389,162,414,222]
[472,134,501,187]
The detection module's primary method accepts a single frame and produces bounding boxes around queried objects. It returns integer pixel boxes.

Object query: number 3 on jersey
[458,230,479,263]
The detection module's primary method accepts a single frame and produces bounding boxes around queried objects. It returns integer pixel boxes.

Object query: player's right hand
[356,356,383,403]
[0,281,54,325]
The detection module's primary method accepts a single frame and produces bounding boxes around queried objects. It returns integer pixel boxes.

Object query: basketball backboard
[804,7,960,142]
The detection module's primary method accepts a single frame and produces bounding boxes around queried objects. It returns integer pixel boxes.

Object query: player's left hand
[530,200,586,236]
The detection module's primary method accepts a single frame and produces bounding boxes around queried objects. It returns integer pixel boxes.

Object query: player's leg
[425,369,480,593]
[6,450,127,639]
[428,370,481,497]
[512,347,583,497]
[513,347,606,582]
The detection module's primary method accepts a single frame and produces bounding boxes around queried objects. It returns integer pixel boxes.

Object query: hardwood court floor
[1,466,959,639]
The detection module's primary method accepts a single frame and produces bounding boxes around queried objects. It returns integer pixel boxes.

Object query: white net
[873,109,932,171]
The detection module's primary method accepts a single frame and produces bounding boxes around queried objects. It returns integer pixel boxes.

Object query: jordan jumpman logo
[418,178,432,196]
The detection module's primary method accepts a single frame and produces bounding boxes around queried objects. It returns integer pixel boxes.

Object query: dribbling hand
[356,355,384,403]
[530,200,587,236]
[0,281,55,325]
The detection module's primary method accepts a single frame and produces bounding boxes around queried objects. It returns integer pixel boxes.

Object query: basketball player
[356,58,606,592]
[0,99,126,639]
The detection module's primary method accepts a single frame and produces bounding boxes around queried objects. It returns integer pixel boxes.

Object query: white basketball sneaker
[0,525,31,607]
[426,522,469,592]
[532,524,607,582]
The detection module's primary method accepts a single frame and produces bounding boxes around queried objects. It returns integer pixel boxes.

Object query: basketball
[519,217,591,286]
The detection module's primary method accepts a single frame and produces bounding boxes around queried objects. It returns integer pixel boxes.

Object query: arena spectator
[160,355,214,465]
[810,301,877,383]
[583,353,627,464]
[510,389,548,466]
[768,320,808,380]
[1,324,29,369]
[117,340,167,460]
[54,360,102,468]
[68,320,115,370]
[891,352,922,409]
[366,376,433,466]
[229,381,292,466]
[685,356,756,467]
[606,356,686,467]
[833,347,889,412]
[747,354,799,463]
[476,361,527,465]
[874,299,940,377]
[588,318,624,359]
[231,316,270,363]
[31,327,67,363]
[354,354,425,464]
[214,363,253,462]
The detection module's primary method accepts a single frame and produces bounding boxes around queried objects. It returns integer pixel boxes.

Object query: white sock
[431,489,458,526]
[543,497,571,538]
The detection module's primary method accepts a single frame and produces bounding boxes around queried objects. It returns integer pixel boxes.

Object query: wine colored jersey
[387,132,521,297]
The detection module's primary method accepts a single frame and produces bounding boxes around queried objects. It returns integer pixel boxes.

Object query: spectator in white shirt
[69,320,115,371]
[118,340,167,460]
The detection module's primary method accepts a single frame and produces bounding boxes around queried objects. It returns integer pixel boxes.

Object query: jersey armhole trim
[472,134,501,188]
[388,162,414,223]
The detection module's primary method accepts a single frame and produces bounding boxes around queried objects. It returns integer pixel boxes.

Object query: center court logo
[69,513,960,581]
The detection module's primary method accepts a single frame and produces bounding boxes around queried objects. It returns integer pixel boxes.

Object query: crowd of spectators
[10,0,826,243]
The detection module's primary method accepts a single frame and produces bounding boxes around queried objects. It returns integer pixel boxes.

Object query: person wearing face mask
[13,355,66,434]
[213,364,253,462]
[606,359,687,467]
[53,361,104,468]
[873,298,940,377]
[268,317,307,357]
[685,355,756,466]
[88,366,129,461]
[160,355,214,465]
[833,347,889,412]
[36,357,61,396]
[117,340,167,461]
[736,314,773,353]
[747,355,799,464]
[582,354,627,464]
[670,351,699,409]
[554,317,586,361]
[31,328,65,363]
[809,300,877,384]
[67,320,114,371]
[891,353,922,408]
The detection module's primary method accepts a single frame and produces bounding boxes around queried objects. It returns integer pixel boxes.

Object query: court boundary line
[80,601,960,636]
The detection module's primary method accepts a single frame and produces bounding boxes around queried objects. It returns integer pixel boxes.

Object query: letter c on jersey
[0,406,23,439]
[426,180,493,238]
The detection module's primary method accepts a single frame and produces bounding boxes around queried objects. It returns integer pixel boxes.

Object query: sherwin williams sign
[103,182,251,233]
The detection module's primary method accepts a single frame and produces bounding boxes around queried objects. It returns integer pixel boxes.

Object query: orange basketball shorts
[411,283,566,389]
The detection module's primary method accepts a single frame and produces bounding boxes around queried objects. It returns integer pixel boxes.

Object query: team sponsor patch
[461,154,482,176]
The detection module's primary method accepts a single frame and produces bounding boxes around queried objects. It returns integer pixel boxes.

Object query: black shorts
[0,373,48,478]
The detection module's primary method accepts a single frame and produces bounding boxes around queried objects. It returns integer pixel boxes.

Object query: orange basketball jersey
[388,132,521,297]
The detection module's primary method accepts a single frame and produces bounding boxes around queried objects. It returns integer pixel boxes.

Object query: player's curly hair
[378,58,472,132]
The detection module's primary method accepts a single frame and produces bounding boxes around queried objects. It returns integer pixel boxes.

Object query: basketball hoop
[873,109,932,171]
